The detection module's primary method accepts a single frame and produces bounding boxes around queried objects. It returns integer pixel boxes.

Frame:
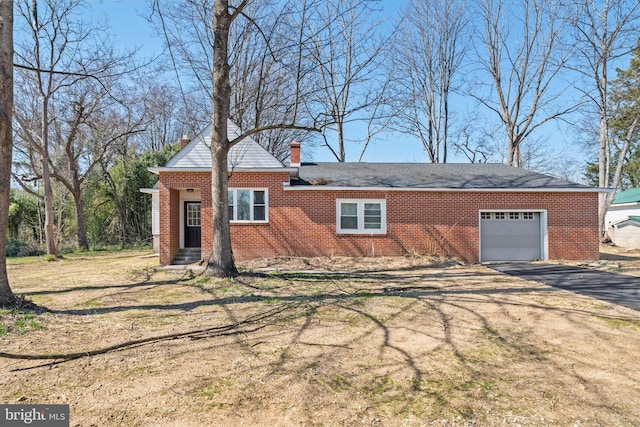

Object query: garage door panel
[481,213,542,262]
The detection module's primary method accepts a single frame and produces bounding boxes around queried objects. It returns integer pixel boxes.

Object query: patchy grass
[1,249,640,426]
[0,308,45,336]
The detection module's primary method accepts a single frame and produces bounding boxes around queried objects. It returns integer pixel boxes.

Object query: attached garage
[480,211,546,262]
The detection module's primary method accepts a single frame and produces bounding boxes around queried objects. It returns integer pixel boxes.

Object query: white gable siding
[165,120,285,170]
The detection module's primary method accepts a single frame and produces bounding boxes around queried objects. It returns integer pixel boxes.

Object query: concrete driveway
[491,263,640,312]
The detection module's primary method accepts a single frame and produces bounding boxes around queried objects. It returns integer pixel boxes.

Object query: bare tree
[12,0,139,252]
[567,0,640,236]
[13,0,104,255]
[209,0,322,276]
[136,82,185,152]
[48,82,145,249]
[0,0,16,305]
[472,0,575,167]
[150,0,313,161]
[389,0,468,163]
[228,3,314,161]
[302,1,387,162]
[453,118,498,163]
[598,41,640,235]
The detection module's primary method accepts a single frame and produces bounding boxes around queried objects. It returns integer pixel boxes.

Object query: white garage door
[480,212,542,262]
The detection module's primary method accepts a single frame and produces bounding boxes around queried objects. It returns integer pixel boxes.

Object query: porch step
[173,248,202,265]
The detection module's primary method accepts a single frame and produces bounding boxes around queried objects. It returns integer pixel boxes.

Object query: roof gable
[164,120,285,170]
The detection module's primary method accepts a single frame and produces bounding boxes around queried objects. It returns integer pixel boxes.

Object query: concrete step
[172,248,202,265]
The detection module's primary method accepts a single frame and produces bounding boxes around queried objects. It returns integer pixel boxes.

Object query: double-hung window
[336,199,386,234]
[228,189,268,222]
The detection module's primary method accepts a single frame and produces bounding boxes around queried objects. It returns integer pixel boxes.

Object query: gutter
[282,183,611,193]
[148,167,298,175]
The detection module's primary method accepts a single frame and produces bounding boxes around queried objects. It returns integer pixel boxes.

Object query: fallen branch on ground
[0,303,299,362]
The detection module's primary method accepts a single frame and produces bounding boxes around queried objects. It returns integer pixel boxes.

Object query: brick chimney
[290,141,301,167]
[180,135,190,149]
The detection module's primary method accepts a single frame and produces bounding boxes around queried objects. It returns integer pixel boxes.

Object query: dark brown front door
[184,202,201,248]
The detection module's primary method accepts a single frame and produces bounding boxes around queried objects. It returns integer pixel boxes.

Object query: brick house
[143,121,603,265]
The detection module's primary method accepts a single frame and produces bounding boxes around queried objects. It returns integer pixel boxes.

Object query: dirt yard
[2,248,640,426]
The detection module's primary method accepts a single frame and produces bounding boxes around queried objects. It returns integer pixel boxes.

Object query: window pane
[341,203,357,216]
[340,203,358,229]
[187,204,201,226]
[228,190,234,220]
[364,203,381,229]
[253,191,265,205]
[237,190,250,220]
[341,216,358,229]
[254,206,265,221]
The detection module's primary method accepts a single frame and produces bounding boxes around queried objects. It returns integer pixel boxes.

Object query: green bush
[5,238,44,257]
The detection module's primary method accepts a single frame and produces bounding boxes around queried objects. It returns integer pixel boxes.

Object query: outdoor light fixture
[186,188,194,193]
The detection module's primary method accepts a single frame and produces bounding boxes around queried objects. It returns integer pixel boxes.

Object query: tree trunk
[598,110,609,237]
[72,184,89,250]
[0,0,15,305]
[40,136,58,257]
[206,0,238,277]
[336,119,346,162]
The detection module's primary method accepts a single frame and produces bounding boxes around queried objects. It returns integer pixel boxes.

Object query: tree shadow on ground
[4,264,639,424]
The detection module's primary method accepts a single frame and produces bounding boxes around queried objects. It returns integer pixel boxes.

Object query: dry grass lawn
[2,248,640,426]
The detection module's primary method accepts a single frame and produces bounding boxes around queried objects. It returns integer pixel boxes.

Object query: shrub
[5,238,44,257]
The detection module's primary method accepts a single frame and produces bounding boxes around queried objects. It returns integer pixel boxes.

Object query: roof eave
[149,167,297,174]
[283,185,609,193]
[611,201,640,207]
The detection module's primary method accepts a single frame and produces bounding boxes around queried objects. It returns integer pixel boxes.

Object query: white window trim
[336,199,387,235]
[228,188,269,223]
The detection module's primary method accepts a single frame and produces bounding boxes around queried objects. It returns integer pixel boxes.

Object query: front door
[184,202,201,248]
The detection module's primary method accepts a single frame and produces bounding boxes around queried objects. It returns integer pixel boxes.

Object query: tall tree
[0,0,16,305]
[12,0,63,256]
[472,0,574,167]
[151,0,323,276]
[13,0,136,252]
[600,41,640,236]
[150,0,314,161]
[47,81,144,250]
[389,0,468,163]
[303,1,386,162]
[568,0,640,236]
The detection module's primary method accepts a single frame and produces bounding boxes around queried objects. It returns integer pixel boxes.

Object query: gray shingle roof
[163,120,285,170]
[293,162,595,190]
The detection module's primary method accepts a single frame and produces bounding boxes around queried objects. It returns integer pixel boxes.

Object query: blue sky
[89,0,435,163]
[85,0,590,175]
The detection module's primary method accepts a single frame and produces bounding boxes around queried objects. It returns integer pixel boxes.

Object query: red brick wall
[158,171,600,264]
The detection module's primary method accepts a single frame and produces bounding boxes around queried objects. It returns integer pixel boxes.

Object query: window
[523,212,534,220]
[186,203,201,227]
[494,212,505,219]
[481,212,491,220]
[337,199,386,234]
[509,212,520,220]
[228,189,268,222]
